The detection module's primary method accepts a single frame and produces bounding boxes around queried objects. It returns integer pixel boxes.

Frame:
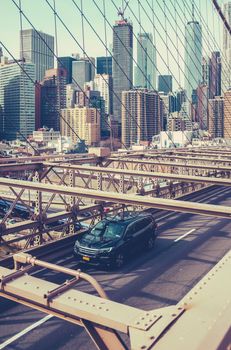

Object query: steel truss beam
[108,158,231,172]
[45,163,231,187]
[144,154,231,164]
[0,177,231,218]
[0,251,230,350]
[0,154,97,164]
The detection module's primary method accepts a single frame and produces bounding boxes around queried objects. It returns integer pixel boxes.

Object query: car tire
[146,235,156,250]
[113,253,125,269]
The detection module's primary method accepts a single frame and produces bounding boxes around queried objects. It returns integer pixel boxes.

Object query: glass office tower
[20,29,54,82]
[112,19,133,125]
[184,21,202,101]
[135,32,156,90]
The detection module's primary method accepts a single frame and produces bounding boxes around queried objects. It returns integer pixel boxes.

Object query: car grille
[78,246,99,256]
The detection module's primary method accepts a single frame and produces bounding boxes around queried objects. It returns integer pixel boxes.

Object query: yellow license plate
[82,256,90,261]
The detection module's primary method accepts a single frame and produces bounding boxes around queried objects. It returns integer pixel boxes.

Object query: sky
[0,0,228,90]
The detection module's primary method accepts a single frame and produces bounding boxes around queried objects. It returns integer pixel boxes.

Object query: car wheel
[147,235,156,250]
[113,253,125,269]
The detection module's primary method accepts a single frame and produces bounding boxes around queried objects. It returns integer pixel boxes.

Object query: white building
[152,131,193,148]
[94,74,113,115]
[33,128,61,143]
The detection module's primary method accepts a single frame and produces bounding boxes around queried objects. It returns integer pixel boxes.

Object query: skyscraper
[20,29,54,81]
[0,62,35,140]
[196,84,209,129]
[96,56,112,75]
[184,20,202,101]
[36,68,67,130]
[72,58,95,90]
[209,51,221,98]
[135,32,156,89]
[158,75,172,94]
[121,89,161,148]
[58,56,77,84]
[208,96,224,138]
[222,2,231,91]
[224,89,231,139]
[113,19,133,126]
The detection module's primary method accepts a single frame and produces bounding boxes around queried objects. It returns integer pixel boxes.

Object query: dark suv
[73,212,157,268]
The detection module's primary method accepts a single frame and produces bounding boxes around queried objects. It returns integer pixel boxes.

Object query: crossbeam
[144,154,231,164]
[0,177,231,218]
[0,153,97,164]
[108,158,231,171]
[45,163,231,187]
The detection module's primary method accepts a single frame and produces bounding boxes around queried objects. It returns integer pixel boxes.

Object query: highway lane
[0,185,231,349]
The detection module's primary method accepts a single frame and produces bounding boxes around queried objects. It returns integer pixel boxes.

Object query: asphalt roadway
[0,185,231,349]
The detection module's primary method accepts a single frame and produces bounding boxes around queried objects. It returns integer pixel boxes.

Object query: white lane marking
[0,315,53,349]
[174,228,196,242]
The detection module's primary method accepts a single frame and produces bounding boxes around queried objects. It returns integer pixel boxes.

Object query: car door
[133,217,152,249]
[123,223,137,256]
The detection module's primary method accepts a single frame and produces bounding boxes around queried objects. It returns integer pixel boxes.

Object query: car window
[104,222,125,239]
[141,217,152,226]
[135,217,152,231]
[91,220,125,240]
[125,223,136,237]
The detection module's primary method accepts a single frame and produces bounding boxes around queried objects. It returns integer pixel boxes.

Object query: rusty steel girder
[0,250,230,350]
[0,177,231,219]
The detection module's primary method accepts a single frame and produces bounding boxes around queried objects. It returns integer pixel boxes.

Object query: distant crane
[117,0,130,20]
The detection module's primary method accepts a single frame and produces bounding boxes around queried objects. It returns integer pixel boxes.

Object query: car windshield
[90,220,125,241]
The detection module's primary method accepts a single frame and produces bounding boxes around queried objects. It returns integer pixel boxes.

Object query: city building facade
[33,128,61,142]
[135,33,156,89]
[121,89,161,148]
[0,62,35,140]
[222,1,231,91]
[72,58,95,90]
[184,21,202,101]
[96,56,112,75]
[224,89,231,139]
[209,51,221,98]
[208,96,224,138]
[20,29,54,81]
[36,68,67,131]
[113,19,133,127]
[94,74,113,115]
[158,75,172,94]
[58,56,77,84]
[61,106,100,146]
[196,84,209,129]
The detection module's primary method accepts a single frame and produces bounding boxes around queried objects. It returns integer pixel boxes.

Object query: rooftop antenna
[192,0,195,21]
[117,0,130,20]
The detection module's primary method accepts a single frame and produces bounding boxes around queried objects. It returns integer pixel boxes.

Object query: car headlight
[99,247,113,253]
